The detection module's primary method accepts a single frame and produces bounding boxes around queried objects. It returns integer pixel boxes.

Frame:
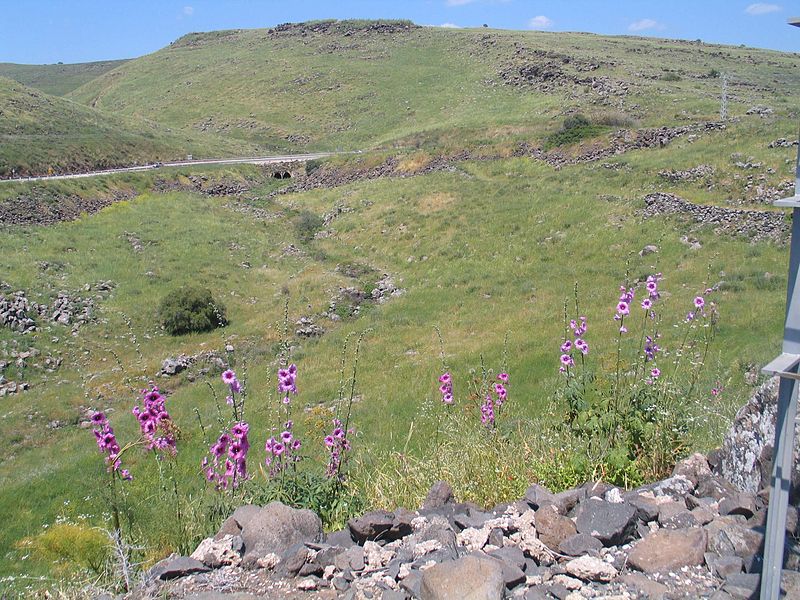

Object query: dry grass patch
[396,151,432,174]
[417,191,457,214]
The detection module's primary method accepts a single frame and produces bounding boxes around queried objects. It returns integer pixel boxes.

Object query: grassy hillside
[68,21,800,153]
[0,77,257,177]
[0,59,128,96]
[1,20,800,594]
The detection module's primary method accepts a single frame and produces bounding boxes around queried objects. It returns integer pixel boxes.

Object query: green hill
[0,76,256,177]
[67,20,800,153]
[0,59,128,96]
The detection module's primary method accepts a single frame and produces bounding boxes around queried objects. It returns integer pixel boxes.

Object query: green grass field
[0,59,128,96]
[0,19,799,594]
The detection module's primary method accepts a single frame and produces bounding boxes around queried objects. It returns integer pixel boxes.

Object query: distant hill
[66,20,800,153]
[0,59,129,96]
[3,19,800,175]
[0,76,255,177]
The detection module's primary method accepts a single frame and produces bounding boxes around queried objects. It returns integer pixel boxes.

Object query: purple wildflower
[90,411,131,480]
[438,372,453,404]
[324,418,352,478]
[204,422,250,490]
[131,385,176,455]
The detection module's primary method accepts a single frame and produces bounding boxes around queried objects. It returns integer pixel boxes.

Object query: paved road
[0,152,336,183]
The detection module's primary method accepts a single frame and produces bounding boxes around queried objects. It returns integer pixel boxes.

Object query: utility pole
[759,18,800,600]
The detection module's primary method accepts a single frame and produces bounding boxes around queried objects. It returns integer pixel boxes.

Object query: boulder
[696,476,740,502]
[620,573,669,599]
[240,502,322,566]
[705,518,764,563]
[524,483,557,511]
[423,481,455,509]
[558,533,603,556]
[534,505,577,551]
[720,377,800,503]
[672,453,712,487]
[190,534,243,568]
[719,493,757,519]
[564,555,618,582]
[627,528,707,573]
[705,553,744,579]
[149,554,210,580]
[574,498,636,546]
[420,555,505,600]
[348,509,414,544]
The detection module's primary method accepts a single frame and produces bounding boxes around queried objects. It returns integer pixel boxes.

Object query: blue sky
[0,1,798,64]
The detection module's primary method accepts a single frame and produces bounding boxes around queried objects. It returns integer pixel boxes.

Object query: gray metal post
[760,27,800,590]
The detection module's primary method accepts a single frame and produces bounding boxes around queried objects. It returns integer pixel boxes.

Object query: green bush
[293,210,324,242]
[562,113,590,131]
[158,286,227,335]
[544,114,607,150]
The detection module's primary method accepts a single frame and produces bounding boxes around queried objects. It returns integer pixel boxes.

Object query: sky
[0,0,798,64]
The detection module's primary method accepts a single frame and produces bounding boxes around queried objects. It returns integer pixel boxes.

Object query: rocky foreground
[119,379,800,600]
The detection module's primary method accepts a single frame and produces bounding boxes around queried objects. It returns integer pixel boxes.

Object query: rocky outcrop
[658,164,715,182]
[0,189,135,226]
[140,446,799,599]
[642,192,787,242]
[721,377,800,504]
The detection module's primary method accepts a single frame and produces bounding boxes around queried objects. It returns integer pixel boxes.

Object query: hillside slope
[67,20,800,152]
[0,76,256,177]
[0,59,128,96]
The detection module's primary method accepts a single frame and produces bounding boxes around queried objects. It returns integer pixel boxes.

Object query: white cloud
[628,18,663,32]
[440,23,461,28]
[745,3,781,15]
[446,0,476,6]
[528,15,554,30]
[183,5,194,16]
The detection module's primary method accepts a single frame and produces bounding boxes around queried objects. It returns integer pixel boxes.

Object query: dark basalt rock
[575,498,637,547]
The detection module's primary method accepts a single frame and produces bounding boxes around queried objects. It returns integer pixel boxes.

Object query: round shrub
[158,286,227,335]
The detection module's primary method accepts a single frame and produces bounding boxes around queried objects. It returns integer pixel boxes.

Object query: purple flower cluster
[222,369,242,406]
[278,364,298,405]
[324,418,352,478]
[90,412,132,480]
[644,274,662,305]
[481,373,510,427]
[615,286,635,333]
[203,421,250,490]
[686,290,712,322]
[265,420,302,476]
[644,335,662,362]
[559,316,589,373]
[438,372,453,404]
[131,385,176,455]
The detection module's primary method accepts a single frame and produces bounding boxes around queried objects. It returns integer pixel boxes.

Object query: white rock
[565,555,619,583]
[190,534,242,567]
[413,539,442,558]
[553,574,583,590]
[296,577,317,590]
[256,552,280,569]
[363,540,394,568]
[457,527,489,551]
